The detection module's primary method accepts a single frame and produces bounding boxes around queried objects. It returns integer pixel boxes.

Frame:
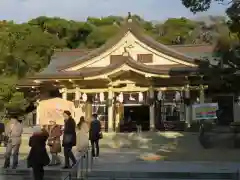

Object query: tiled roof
[24,19,216,80]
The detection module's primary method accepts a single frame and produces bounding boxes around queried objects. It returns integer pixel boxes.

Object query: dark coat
[0,123,5,134]
[89,119,101,141]
[48,125,62,153]
[62,117,76,147]
[27,132,50,167]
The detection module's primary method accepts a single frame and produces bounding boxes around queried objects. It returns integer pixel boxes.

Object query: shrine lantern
[157,91,163,101]
[138,92,144,102]
[118,92,123,103]
[175,91,181,102]
[100,92,105,102]
[82,93,88,102]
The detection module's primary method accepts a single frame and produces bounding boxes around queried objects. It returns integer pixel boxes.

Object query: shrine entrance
[116,92,150,132]
[155,90,185,131]
[121,104,149,132]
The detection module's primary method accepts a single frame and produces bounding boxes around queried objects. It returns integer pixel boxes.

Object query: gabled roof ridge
[54,48,90,52]
[58,18,198,71]
[136,32,197,62]
[57,21,135,70]
[169,44,213,47]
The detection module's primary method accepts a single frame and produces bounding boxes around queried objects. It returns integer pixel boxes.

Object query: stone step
[1,175,233,180]
[0,168,76,179]
[88,171,238,179]
[0,175,74,180]
[0,167,92,180]
[1,169,238,179]
[88,178,227,180]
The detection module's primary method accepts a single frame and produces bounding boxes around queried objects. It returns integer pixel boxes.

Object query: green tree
[0,76,28,112]
[181,0,239,38]
[181,0,240,93]
[86,25,119,48]
[155,18,198,44]
[87,16,123,26]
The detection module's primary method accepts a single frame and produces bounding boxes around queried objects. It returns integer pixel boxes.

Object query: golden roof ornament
[127,12,132,23]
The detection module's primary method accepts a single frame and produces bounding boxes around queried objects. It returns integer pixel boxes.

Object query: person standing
[48,120,62,166]
[27,126,50,180]
[0,121,5,146]
[89,114,101,158]
[3,115,23,169]
[76,116,89,152]
[62,110,77,169]
[136,120,142,134]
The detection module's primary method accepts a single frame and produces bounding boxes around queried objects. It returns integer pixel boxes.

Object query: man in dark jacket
[0,122,5,146]
[89,114,101,157]
[62,110,77,169]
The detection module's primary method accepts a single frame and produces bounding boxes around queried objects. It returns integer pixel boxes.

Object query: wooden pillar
[108,87,114,132]
[184,84,191,127]
[36,99,40,125]
[149,86,155,131]
[62,88,67,100]
[75,86,80,100]
[85,95,92,122]
[199,84,205,104]
[115,104,119,131]
[74,87,82,121]
[115,103,124,132]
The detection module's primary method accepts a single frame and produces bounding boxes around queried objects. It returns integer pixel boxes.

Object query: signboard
[192,103,218,120]
[39,98,74,125]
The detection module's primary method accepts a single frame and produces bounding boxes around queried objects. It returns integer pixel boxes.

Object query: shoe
[2,166,9,169]
[55,162,61,166]
[71,162,77,168]
[62,166,70,169]
[11,166,17,169]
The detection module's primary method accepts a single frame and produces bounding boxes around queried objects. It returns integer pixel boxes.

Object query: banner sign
[192,103,218,120]
[39,98,74,125]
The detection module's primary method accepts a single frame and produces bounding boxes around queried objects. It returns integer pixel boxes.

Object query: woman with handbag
[76,116,89,152]
[48,120,62,166]
[27,126,50,180]
[62,110,77,169]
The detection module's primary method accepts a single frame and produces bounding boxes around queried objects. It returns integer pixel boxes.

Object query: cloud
[0,0,226,23]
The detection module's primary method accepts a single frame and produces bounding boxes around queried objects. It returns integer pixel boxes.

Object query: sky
[0,0,227,23]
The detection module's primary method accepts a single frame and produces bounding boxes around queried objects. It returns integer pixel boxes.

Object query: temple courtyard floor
[0,131,239,161]
[0,131,240,179]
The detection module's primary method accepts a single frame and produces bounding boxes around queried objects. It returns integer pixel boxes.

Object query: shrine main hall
[18,17,214,132]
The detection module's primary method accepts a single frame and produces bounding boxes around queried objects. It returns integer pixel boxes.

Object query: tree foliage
[181,0,240,93]
[181,0,239,37]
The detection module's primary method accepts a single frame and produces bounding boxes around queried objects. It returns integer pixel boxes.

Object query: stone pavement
[89,132,240,179]
[98,132,240,162]
[88,150,240,179]
[0,131,240,179]
[2,131,240,162]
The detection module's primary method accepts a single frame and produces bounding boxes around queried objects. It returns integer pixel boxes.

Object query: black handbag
[63,134,72,144]
[99,132,103,139]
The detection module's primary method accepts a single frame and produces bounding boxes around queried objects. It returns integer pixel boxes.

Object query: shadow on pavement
[99,131,240,162]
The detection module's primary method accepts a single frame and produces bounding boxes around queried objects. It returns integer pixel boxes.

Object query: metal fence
[64,145,93,180]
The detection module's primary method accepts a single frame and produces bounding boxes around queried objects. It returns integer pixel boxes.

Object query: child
[27,126,50,180]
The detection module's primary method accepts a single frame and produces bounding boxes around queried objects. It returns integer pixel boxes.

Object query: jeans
[4,143,20,168]
[32,165,44,180]
[50,153,61,165]
[63,147,76,167]
[90,140,99,157]
[136,125,142,134]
